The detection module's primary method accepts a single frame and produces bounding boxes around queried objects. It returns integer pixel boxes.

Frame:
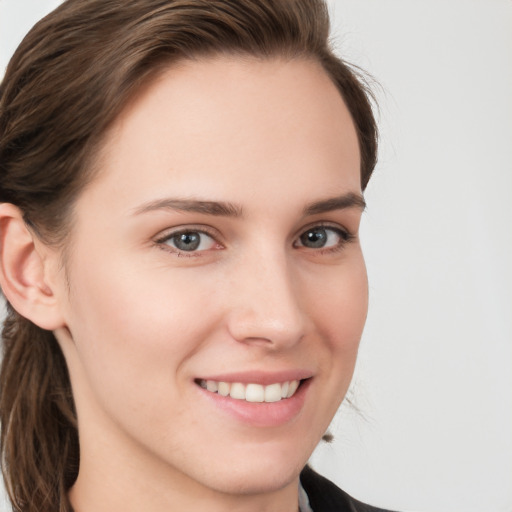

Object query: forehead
[81,56,361,216]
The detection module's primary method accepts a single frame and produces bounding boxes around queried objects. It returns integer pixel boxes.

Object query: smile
[197,379,300,403]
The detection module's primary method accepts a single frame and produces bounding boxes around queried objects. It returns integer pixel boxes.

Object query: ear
[0,203,66,330]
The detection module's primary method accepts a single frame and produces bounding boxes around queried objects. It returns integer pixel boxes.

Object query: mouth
[195,378,303,403]
[194,374,312,427]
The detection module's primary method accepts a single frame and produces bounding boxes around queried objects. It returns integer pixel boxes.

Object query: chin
[186,441,310,496]
[206,461,304,496]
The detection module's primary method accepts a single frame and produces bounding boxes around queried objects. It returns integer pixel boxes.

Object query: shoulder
[300,465,397,512]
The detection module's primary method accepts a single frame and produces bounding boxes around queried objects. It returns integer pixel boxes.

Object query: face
[54,57,367,500]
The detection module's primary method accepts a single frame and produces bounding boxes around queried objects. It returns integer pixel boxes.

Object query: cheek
[298,255,368,434]
[63,253,218,402]
[308,255,368,357]
[62,265,221,444]
[325,261,368,394]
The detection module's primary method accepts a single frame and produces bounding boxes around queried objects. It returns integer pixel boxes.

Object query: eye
[295,226,351,251]
[157,229,219,254]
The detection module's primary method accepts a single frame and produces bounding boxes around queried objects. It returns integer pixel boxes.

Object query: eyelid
[153,225,224,256]
[294,221,353,240]
[293,222,355,252]
[152,221,355,257]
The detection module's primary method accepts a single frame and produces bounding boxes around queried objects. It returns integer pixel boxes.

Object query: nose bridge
[227,245,305,347]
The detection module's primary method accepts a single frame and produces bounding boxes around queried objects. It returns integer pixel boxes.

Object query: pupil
[174,232,200,251]
[301,228,327,248]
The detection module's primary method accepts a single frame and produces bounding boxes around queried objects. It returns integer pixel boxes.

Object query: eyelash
[293,224,355,254]
[154,226,221,258]
[154,223,354,258]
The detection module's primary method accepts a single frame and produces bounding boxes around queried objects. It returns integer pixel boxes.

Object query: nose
[226,250,306,349]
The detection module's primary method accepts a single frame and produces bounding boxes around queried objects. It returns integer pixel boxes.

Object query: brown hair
[0,1,378,510]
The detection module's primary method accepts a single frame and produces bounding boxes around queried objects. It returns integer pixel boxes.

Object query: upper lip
[196,369,314,385]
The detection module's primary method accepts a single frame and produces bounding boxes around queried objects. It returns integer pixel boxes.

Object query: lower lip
[196,379,311,428]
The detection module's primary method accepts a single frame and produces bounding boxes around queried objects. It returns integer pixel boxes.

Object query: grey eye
[297,226,348,250]
[172,232,201,251]
[165,231,216,252]
[300,227,329,248]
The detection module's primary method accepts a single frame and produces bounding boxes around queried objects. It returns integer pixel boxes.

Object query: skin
[2,57,368,512]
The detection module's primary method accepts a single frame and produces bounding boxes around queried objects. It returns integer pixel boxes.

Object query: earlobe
[0,203,66,330]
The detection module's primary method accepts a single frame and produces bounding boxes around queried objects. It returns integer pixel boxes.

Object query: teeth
[246,383,264,402]
[218,381,230,396]
[229,382,245,400]
[264,383,282,403]
[280,381,289,398]
[287,379,299,398]
[199,379,301,402]
[206,380,218,392]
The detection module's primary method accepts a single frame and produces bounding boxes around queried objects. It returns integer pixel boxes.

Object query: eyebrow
[303,192,366,216]
[132,198,243,217]
[132,192,365,218]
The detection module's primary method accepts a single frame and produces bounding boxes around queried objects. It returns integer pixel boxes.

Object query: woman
[0,1,387,511]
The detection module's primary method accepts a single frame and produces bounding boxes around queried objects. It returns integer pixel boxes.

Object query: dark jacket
[300,466,395,512]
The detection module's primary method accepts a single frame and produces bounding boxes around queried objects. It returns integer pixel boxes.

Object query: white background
[1,1,511,511]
